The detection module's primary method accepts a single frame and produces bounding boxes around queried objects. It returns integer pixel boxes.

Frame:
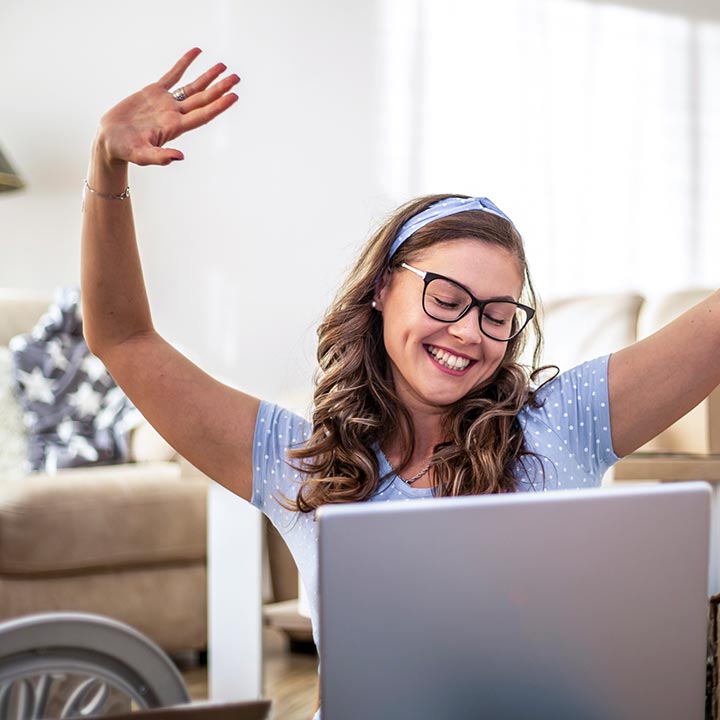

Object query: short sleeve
[516,355,620,490]
[252,400,312,520]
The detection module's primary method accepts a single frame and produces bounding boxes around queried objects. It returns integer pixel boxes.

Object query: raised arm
[608,290,720,458]
[82,49,258,501]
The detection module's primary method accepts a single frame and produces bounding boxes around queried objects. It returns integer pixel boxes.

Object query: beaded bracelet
[83,179,131,201]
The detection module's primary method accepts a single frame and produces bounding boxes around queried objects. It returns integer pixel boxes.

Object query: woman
[82,47,720,703]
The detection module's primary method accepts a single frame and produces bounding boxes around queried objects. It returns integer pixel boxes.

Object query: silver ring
[172,87,187,101]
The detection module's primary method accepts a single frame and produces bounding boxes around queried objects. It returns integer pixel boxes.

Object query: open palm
[98,48,240,167]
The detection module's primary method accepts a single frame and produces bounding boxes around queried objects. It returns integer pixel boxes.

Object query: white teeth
[427,345,471,371]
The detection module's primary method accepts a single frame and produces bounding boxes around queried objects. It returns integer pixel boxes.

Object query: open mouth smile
[425,344,475,373]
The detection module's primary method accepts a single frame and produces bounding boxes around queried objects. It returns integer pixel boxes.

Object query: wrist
[88,131,129,195]
[83,179,130,201]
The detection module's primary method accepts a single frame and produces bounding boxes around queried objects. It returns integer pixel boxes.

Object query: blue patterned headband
[388,196,515,259]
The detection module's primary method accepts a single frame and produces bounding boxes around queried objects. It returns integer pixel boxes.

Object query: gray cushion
[10,288,140,472]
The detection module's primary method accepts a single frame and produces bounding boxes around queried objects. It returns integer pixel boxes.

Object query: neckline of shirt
[375,445,434,498]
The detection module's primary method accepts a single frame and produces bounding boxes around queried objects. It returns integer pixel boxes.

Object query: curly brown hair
[286,194,547,511]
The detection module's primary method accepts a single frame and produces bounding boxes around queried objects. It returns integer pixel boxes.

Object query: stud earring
[371,300,378,309]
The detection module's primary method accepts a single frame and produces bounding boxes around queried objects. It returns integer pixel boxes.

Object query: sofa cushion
[129,421,178,463]
[538,293,644,371]
[0,463,207,575]
[0,291,49,347]
[0,563,207,652]
[0,348,28,480]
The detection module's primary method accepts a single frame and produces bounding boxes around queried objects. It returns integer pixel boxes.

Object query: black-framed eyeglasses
[400,263,535,342]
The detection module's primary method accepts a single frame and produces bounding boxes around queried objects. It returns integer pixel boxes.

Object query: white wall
[0,0,387,401]
[3,0,720,401]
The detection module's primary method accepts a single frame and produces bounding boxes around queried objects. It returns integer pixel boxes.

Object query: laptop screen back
[318,483,710,720]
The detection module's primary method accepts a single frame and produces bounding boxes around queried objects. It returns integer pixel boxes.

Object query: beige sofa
[0,291,208,654]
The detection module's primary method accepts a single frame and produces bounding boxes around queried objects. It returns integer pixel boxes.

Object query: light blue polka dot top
[251,355,619,651]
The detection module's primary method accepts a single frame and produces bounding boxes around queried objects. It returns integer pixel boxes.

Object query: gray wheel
[0,612,190,718]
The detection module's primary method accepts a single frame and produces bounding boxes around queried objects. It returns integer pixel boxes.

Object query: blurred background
[1,0,719,402]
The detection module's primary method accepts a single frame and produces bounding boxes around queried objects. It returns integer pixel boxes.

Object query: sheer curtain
[379,0,720,298]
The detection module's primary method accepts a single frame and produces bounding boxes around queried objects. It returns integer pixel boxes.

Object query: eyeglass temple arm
[400,263,427,279]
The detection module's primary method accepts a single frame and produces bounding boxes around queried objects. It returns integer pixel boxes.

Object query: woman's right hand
[94,47,240,169]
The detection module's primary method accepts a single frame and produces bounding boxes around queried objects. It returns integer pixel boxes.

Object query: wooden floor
[181,628,319,720]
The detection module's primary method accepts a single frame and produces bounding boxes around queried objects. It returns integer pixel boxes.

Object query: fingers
[159,47,203,90]
[180,92,239,133]
[179,62,230,99]
[181,73,241,114]
[145,49,240,161]
[135,146,185,167]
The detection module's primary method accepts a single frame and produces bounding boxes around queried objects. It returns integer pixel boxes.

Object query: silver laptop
[318,482,711,720]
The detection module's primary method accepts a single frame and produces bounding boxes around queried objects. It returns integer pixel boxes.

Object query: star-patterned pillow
[10,287,141,473]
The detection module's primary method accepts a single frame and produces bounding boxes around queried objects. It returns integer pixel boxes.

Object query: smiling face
[376,238,524,416]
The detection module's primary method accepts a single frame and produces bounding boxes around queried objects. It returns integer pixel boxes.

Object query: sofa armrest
[2,460,181,486]
[0,462,206,575]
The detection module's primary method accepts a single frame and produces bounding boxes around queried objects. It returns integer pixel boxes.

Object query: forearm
[81,135,154,358]
[609,289,720,456]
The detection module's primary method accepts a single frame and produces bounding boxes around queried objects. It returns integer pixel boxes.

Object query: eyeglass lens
[423,277,529,340]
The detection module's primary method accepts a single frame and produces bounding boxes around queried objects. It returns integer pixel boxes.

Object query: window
[379,0,720,296]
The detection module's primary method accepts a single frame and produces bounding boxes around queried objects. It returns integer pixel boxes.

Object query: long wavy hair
[287,194,547,512]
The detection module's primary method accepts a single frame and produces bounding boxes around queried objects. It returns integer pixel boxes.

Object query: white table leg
[207,482,263,700]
